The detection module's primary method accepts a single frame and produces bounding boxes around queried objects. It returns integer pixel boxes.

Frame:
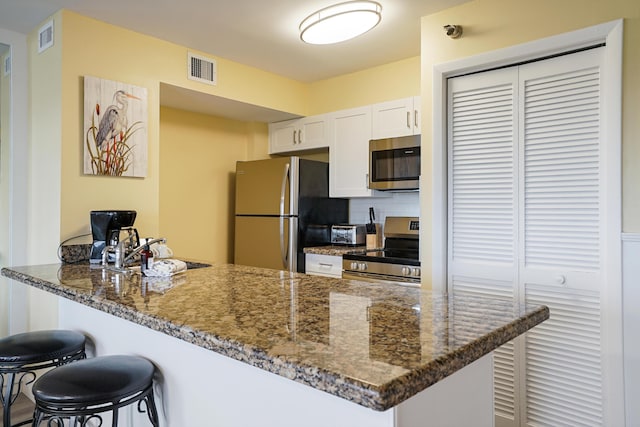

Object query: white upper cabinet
[268,115,327,154]
[269,96,420,198]
[328,105,377,198]
[372,96,421,139]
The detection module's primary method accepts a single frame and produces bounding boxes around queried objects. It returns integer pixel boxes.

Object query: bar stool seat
[32,355,160,427]
[0,330,86,427]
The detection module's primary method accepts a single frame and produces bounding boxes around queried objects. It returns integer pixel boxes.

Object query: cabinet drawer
[305,254,342,278]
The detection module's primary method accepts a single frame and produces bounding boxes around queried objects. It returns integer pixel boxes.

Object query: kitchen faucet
[122,237,166,266]
[101,235,166,270]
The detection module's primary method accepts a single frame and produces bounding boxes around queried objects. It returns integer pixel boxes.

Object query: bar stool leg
[142,392,160,427]
[2,372,16,427]
[111,407,119,427]
[1,372,33,427]
[31,409,43,426]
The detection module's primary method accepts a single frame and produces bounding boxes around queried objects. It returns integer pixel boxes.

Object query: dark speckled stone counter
[1,262,548,411]
[304,245,368,256]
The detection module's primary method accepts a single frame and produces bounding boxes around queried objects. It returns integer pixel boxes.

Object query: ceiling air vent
[188,52,217,86]
[3,55,10,76]
[38,20,54,53]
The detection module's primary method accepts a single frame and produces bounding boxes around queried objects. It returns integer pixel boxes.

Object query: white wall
[0,27,28,336]
[623,233,640,426]
[349,192,420,227]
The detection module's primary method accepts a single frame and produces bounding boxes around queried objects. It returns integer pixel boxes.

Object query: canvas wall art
[83,76,147,177]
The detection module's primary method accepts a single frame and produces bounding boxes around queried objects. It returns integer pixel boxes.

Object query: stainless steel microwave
[369,135,421,190]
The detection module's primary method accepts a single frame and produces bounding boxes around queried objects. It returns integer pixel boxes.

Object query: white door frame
[0,27,29,334]
[431,19,623,425]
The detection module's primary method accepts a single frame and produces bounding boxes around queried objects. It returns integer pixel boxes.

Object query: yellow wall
[418,0,640,284]
[52,9,420,246]
[56,11,419,244]
[159,107,268,263]
[308,56,421,114]
[56,10,311,242]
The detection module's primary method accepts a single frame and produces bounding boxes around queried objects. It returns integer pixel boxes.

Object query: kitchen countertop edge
[1,265,549,411]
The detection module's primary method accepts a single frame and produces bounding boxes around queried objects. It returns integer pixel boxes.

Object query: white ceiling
[0,0,470,83]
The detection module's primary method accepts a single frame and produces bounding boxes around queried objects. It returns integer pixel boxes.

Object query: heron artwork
[84,77,147,177]
[95,90,140,150]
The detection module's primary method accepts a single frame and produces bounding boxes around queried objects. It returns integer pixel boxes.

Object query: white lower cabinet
[305,253,342,278]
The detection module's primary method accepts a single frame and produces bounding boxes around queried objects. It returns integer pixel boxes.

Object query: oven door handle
[342,270,420,287]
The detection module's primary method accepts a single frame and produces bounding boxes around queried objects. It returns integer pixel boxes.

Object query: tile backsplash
[349,192,420,227]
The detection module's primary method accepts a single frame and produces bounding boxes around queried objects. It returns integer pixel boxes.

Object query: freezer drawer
[234,216,296,271]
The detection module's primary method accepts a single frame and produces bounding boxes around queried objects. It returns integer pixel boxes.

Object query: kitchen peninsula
[2,262,548,426]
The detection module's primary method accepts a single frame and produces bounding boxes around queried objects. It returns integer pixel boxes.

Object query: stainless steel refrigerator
[234,157,348,273]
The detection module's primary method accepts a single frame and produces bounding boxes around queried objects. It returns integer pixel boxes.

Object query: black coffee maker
[89,210,138,263]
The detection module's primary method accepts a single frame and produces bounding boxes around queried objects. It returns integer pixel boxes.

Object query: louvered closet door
[448,47,606,427]
[448,67,521,426]
[518,48,604,426]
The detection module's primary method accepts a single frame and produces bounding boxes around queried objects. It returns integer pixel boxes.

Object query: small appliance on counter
[330,224,366,246]
[89,210,138,263]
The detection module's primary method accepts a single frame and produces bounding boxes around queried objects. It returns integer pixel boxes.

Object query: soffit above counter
[159,82,301,123]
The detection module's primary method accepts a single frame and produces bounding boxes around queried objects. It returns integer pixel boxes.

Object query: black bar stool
[32,355,160,427]
[0,330,86,427]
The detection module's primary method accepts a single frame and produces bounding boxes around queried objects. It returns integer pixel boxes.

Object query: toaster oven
[331,225,366,246]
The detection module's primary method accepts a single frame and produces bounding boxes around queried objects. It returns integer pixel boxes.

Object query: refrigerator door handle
[280,162,289,217]
[280,162,290,269]
[280,216,287,269]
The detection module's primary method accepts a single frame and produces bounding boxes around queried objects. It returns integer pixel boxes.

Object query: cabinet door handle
[414,110,419,128]
[406,111,411,128]
[297,130,302,144]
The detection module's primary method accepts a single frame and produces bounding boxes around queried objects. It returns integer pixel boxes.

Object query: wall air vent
[188,52,217,86]
[3,55,10,76]
[38,20,54,53]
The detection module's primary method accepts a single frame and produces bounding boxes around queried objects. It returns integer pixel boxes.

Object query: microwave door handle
[280,162,290,269]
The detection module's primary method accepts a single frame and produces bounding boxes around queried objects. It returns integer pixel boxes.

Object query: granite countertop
[1,262,548,411]
[304,245,369,256]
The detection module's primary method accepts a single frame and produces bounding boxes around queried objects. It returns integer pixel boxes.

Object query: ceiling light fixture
[300,1,382,45]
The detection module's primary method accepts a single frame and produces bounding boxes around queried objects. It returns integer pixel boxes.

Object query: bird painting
[95,90,140,150]
[83,76,148,177]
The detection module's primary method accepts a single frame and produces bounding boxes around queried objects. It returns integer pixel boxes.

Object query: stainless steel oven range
[342,216,420,286]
